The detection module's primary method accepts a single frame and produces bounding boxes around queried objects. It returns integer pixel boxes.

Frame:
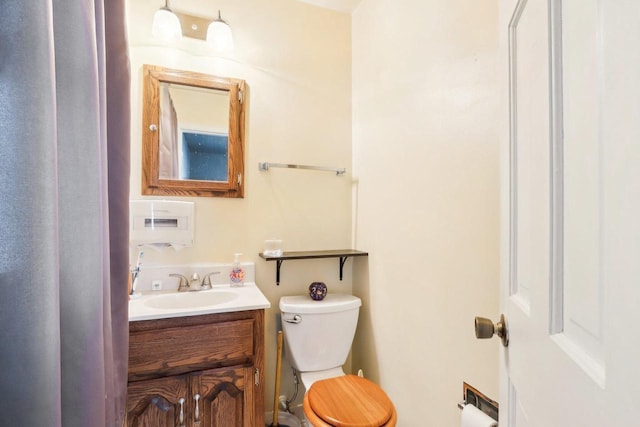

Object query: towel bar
[258,162,346,175]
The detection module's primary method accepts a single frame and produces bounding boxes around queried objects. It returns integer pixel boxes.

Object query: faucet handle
[201,272,220,290]
[169,273,190,292]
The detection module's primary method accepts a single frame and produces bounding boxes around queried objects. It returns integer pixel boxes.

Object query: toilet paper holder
[458,382,498,422]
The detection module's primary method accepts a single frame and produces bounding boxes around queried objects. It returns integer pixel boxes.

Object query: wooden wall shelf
[258,250,368,285]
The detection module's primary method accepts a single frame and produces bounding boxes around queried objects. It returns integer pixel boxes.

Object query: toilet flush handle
[284,314,302,324]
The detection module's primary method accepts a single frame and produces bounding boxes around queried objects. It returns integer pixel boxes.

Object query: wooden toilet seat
[303,375,397,427]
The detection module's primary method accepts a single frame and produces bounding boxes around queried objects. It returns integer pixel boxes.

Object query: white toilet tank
[280,294,361,373]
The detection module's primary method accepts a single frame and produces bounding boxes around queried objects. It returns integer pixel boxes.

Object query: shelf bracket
[276,259,283,286]
[339,256,348,281]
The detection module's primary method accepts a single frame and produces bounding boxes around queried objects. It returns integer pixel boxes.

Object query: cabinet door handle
[178,397,185,427]
[194,393,201,423]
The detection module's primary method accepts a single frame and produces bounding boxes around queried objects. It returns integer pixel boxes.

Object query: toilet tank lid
[279,294,361,314]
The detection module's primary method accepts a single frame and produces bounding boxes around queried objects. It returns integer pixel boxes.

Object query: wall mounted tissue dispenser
[130,200,194,248]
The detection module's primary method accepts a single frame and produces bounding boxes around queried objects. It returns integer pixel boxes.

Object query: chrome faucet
[189,273,201,291]
[169,272,220,291]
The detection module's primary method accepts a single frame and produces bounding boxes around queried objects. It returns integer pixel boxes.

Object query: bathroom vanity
[125,283,269,427]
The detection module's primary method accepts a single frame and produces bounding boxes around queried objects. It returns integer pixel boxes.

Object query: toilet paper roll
[461,404,498,427]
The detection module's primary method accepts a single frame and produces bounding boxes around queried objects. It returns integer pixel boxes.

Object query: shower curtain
[0,0,130,425]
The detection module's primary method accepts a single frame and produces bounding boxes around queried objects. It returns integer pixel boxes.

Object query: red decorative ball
[309,282,327,301]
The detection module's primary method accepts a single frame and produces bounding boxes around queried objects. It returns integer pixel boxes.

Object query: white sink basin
[144,290,238,310]
[129,283,271,321]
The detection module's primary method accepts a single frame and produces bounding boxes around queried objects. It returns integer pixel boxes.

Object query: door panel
[557,0,605,383]
[509,0,550,316]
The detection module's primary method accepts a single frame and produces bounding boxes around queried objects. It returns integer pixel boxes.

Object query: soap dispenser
[230,253,245,287]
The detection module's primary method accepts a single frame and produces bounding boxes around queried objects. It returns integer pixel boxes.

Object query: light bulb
[206,11,234,52]
[152,7,181,41]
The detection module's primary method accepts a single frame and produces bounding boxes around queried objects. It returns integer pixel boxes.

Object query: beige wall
[126,0,353,411]
[351,0,500,425]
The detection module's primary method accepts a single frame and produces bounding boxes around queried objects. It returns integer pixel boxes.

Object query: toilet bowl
[279,294,397,427]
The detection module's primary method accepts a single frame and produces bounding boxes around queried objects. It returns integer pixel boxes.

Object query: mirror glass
[142,65,246,198]
[158,83,230,182]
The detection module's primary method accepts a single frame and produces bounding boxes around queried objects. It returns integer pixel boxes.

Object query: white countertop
[128,283,271,322]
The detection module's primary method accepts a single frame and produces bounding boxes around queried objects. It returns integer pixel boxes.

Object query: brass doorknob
[475,314,509,347]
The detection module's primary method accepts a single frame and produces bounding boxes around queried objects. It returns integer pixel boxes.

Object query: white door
[497,0,640,425]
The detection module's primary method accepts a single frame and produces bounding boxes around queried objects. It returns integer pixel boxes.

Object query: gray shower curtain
[0,0,130,426]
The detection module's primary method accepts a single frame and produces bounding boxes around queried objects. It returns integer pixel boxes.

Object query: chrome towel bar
[258,162,346,175]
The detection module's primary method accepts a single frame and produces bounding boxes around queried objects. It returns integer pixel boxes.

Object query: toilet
[280,294,397,427]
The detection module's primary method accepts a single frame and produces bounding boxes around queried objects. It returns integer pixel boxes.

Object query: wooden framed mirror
[141,64,246,197]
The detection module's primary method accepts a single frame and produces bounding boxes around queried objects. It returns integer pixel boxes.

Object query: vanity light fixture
[151,0,182,41]
[206,10,234,52]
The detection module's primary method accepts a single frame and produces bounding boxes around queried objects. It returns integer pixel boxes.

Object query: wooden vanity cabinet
[125,310,265,427]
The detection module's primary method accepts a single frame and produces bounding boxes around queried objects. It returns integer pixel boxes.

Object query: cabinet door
[126,375,190,427]
[192,366,254,427]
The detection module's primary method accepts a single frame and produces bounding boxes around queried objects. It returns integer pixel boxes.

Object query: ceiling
[293,0,362,13]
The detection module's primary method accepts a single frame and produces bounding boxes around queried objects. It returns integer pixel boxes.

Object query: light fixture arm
[215,10,228,24]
